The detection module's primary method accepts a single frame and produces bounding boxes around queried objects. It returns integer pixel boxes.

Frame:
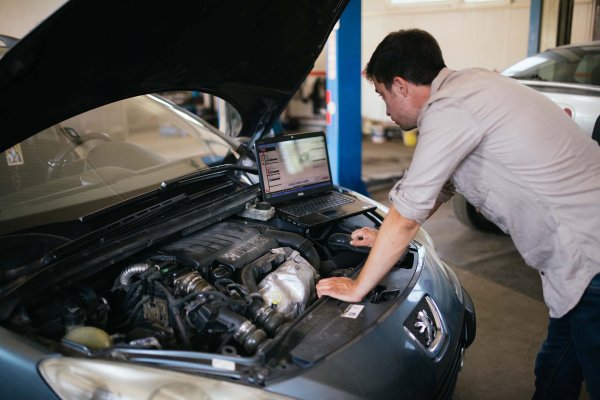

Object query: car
[0,34,17,60]
[453,41,600,232]
[0,1,475,399]
[502,41,600,141]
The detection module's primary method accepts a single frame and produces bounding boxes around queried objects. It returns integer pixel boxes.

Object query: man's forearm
[353,207,421,297]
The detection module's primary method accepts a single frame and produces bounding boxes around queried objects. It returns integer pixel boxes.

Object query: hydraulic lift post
[326,0,367,195]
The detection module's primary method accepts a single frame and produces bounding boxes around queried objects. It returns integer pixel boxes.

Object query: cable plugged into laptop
[239,200,275,221]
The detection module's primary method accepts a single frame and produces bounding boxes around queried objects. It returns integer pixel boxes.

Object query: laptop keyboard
[279,193,354,217]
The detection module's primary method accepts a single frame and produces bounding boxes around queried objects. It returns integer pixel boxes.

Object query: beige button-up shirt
[389,67,600,318]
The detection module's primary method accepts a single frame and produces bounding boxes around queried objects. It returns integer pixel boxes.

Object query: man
[315,29,600,399]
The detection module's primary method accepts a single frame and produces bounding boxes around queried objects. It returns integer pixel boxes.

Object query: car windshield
[0,94,238,235]
[502,44,600,86]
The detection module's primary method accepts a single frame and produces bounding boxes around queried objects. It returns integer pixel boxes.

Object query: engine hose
[154,281,192,350]
[216,307,267,354]
[118,263,151,287]
[239,252,282,293]
[0,233,70,281]
[0,256,48,281]
[246,298,287,336]
[254,226,320,269]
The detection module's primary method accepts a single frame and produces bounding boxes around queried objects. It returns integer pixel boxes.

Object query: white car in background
[502,41,600,142]
[0,35,17,57]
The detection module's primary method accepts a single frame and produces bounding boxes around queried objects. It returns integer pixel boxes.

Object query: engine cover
[162,222,277,270]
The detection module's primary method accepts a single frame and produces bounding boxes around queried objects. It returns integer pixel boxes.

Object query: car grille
[404,295,446,356]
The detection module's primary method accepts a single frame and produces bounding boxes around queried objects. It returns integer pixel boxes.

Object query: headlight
[39,357,292,400]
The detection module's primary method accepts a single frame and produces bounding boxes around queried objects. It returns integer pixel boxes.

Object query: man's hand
[350,227,378,247]
[317,207,420,303]
[316,277,366,303]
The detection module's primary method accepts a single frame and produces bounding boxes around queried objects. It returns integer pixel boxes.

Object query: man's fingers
[350,227,377,247]
[350,229,368,245]
[316,277,341,297]
[316,277,364,303]
[351,228,366,240]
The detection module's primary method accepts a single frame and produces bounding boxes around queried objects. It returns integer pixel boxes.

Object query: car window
[159,91,243,137]
[575,53,600,85]
[62,95,232,162]
[0,94,237,235]
[503,45,600,86]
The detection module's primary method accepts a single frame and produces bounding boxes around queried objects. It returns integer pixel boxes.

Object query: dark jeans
[533,273,600,400]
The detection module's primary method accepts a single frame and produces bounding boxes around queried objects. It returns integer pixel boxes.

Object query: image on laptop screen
[256,133,333,203]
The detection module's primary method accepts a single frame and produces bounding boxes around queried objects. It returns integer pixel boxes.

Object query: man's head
[365,29,445,130]
[364,29,446,88]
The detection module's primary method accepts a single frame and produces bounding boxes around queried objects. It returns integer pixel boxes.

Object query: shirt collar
[417,67,454,127]
[430,67,454,95]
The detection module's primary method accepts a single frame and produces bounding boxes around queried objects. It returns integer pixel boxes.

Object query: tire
[451,194,503,234]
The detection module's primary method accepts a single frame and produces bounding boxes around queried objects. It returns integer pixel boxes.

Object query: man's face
[373,78,420,131]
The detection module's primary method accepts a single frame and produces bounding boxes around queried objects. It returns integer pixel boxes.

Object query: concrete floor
[361,138,589,400]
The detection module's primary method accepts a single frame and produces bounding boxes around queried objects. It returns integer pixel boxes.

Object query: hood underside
[0,0,347,151]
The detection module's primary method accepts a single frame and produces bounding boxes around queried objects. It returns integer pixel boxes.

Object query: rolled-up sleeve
[389,98,483,224]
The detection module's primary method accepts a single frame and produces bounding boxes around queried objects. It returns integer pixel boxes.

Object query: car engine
[10,220,369,357]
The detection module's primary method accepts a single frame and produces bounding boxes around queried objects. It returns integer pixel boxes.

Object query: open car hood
[0,0,347,152]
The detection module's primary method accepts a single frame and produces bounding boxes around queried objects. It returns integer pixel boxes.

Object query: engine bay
[3,217,388,360]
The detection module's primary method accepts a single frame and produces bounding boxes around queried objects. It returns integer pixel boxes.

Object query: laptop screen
[255,132,334,204]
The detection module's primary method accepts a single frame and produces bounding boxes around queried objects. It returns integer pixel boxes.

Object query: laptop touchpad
[321,209,341,216]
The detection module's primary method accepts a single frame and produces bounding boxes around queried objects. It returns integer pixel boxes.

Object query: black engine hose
[245,297,287,336]
[239,252,283,293]
[253,226,320,269]
[0,233,70,281]
[154,281,192,350]
[0,254,51,281]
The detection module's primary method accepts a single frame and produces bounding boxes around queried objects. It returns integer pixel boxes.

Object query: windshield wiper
[159,164,257,191]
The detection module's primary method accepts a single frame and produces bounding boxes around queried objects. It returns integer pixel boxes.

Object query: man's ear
[392,76,409,97]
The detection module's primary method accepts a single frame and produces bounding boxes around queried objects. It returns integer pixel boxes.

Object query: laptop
[255,131,376,227]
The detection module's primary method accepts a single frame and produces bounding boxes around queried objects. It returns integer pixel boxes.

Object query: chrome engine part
[258,248,317,319]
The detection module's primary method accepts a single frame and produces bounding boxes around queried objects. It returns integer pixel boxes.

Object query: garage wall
[361,0,595,122]
[0,0,67,38]
[571,0,596,43]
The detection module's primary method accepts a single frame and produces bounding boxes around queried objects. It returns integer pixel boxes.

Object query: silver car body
[517,80,600,136]
[502,41,600,138]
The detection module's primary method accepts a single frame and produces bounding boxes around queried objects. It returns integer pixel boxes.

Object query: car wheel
[451,194,503,234]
